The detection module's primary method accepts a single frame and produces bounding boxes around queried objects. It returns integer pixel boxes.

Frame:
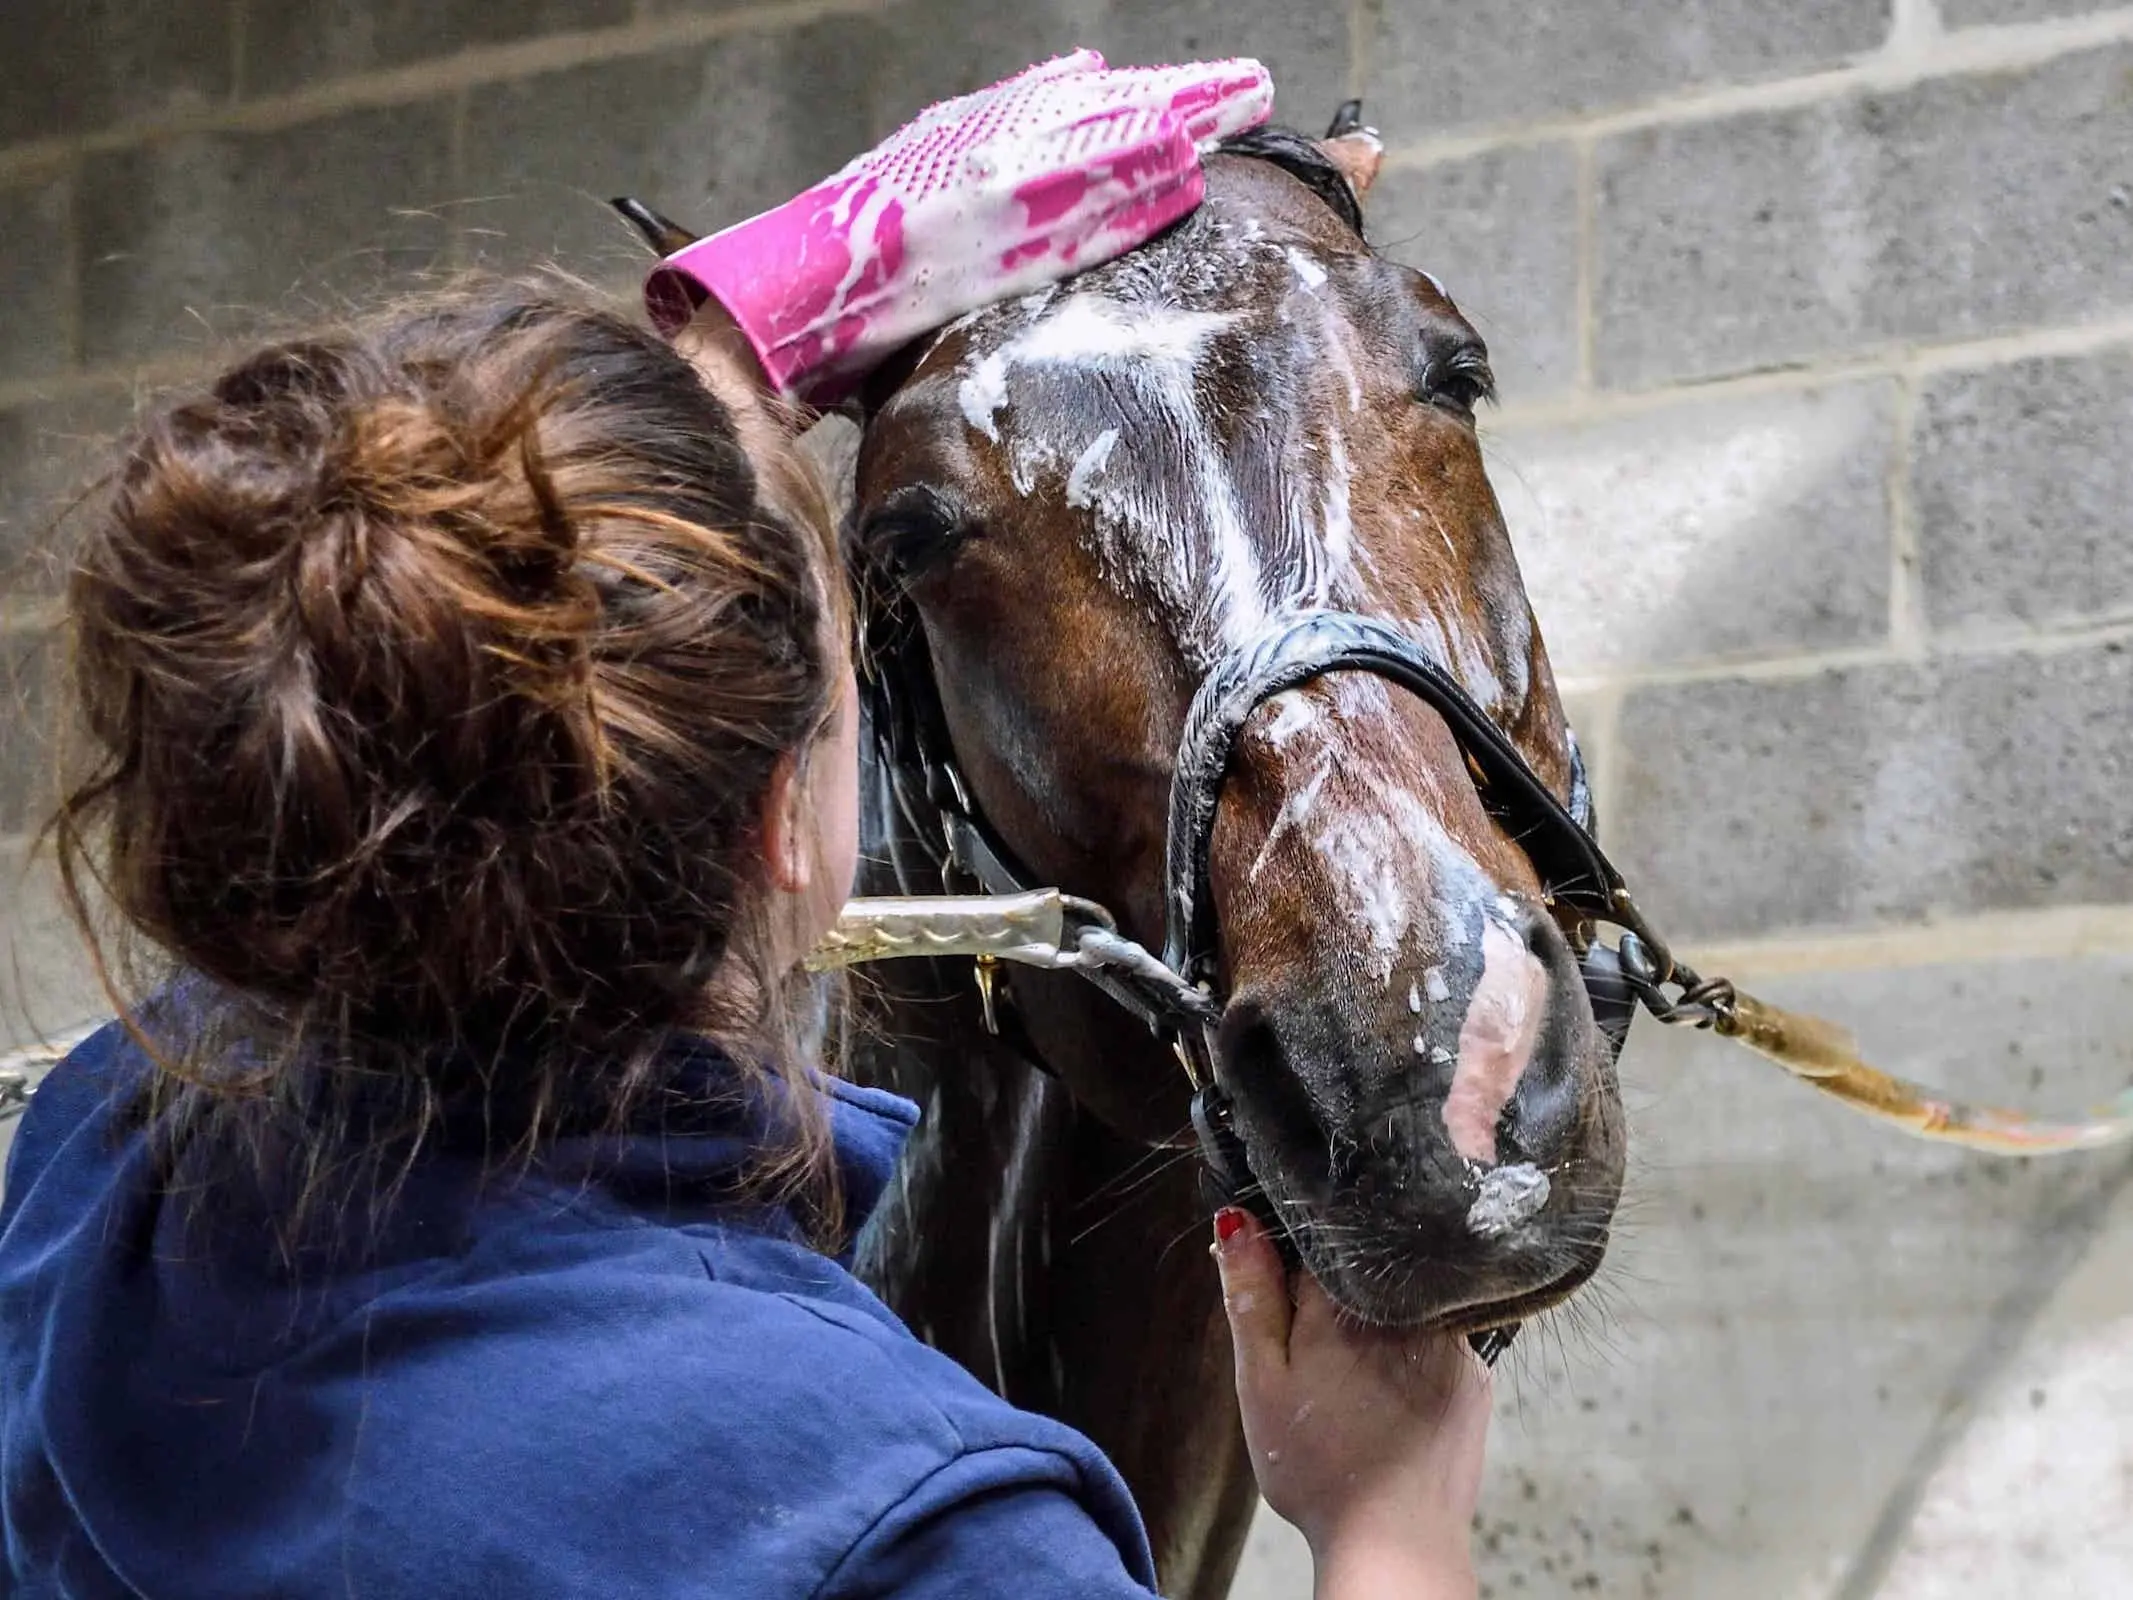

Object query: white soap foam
[1466,1163,1551,1238]
[958,350,1010,442]
[1064,428,1119,508]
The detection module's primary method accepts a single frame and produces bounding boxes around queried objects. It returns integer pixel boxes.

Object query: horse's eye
[1418,339,1496,420]
[856,487,968,582]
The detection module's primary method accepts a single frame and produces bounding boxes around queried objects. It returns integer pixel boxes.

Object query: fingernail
[1214,1206,1248,1245]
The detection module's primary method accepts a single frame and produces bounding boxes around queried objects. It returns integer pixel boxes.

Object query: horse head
[844,114,1627,1335]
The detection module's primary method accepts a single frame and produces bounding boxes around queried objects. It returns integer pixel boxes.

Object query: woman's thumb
[1213,1207,1292,1382]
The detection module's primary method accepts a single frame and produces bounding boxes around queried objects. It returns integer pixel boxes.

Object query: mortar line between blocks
[1551,612,2133,695]
[1370,3,2133,172]
[1685,902,2133,979]
[1575,682,1624,847]
[1886,372,1927,658]
[1887,0,1947,61]
[1572,136,1597,394]
[0,0,887,180]
[6,0,2125,184]
[0,353,245,413]
[228,0,250,104]
[1478,310,2133,431]
[1347,0,1372,102]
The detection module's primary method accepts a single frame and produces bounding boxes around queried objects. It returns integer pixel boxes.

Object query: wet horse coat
[842,126,1626,1597]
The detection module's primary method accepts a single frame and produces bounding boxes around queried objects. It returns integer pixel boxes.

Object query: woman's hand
[1214,1208,1492,1600]
[645,49,1272,404]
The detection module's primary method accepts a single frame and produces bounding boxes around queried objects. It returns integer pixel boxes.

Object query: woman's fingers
[1213,1207,1293,1387]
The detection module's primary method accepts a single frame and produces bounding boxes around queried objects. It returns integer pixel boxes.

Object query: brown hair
[50,281,848,1239]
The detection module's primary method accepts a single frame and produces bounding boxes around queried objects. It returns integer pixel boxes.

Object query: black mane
[1214,124,1367,240]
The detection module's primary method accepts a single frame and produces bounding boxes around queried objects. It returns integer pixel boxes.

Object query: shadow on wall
[1486,383,1894,687]
[1243,380,2133,1593]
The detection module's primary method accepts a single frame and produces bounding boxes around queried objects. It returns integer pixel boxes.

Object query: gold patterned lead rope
[816,895,2133,1158]
[3,896,2128,1153]
[1711,990,2133,1155]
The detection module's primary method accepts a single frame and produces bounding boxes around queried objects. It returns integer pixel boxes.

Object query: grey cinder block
[0,388,138,608]
[1358,0,1890,136]
[0,630,59,840]
[1233,952,2133,1599]
[1371,144,1581,402]
[1612,640,2133,940]
[1941,0,2121,24]
[459,24,878,286]
[0,0,234,146]
[1871,1162,2133,1594]
[239,0,634,100]
[0,841,107,1058]
[861,0,1100,130]
[1913,346,2133,635]
[1595,41,2133,388]
[0,177,76,388]
[1466,952,2133,1597]
[1099,0,1351,133]
[1486,380,1896,677]
[861,0,1349,141]
[78,101,457,367]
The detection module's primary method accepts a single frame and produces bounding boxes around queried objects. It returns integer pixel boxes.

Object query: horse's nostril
[1498,909,1587,1164]
[1216,996,1330,1183]
[1521,907,1556,961]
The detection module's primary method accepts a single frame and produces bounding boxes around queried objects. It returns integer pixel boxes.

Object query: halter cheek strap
[1162,611,1621,986]
[853,593,2133,1370]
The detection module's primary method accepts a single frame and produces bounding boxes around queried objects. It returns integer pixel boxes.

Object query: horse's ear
[1319,101,1383,205]
[609,197,701,257]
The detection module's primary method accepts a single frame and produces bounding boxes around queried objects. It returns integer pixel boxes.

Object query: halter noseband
[865,599,1698,1363]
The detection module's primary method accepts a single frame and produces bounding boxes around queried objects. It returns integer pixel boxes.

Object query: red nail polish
[1214,1207,1248,1243]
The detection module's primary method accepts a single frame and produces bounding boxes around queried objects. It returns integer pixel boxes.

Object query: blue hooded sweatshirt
[0,1020,1160,1598]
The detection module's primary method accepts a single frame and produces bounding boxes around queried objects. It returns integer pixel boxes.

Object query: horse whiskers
[1154,1212,1233,1271]
[1072,1128,1200,1210]
[1512,1285,1625,1383]
[1066,1158,1209,1249]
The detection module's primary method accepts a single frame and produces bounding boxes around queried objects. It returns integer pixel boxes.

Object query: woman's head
[53,281,856,1194]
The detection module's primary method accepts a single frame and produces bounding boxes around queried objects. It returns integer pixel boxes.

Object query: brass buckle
[973,955,1002,1036]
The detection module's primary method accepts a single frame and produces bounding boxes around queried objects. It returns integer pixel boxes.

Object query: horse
[620,105,1631,1599]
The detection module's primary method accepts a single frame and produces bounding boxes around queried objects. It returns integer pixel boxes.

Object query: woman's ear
[758,749,814,898]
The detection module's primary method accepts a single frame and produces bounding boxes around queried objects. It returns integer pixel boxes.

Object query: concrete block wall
[2,3,2129,1596]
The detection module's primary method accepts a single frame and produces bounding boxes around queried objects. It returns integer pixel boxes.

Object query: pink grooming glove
[646,49,1274,403]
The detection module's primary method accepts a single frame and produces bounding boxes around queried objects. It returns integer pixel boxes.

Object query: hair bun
[58,286,839,1097]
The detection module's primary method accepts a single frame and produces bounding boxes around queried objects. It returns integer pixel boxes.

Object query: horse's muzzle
[1212,896,1626,1330]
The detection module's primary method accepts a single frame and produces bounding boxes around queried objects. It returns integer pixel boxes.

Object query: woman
[0,54,1490,1599]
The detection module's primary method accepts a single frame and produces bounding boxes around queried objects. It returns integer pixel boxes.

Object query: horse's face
[855,139,1625,1332]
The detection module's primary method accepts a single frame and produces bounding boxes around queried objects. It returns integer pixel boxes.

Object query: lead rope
[810,890,2133,1159]
[1603,891,2133,1155]
[17,893,2131,1163]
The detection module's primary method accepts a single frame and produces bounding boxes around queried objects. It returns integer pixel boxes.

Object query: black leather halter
[869,602,1641,1067]
[865,596,1666,1361]
[1162,611,1632,1037]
